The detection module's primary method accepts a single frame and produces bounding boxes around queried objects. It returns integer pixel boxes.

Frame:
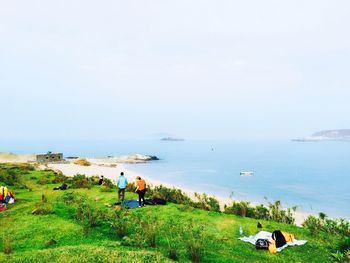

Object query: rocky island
[160,137,185,141]
[293,129,350,142]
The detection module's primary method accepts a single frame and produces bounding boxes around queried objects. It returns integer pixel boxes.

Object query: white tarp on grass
[239,231,307,252]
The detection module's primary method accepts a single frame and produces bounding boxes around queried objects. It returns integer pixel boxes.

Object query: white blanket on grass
[238,231,307,252]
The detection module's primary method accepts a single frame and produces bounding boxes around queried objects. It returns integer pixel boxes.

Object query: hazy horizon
[1,1,350,141]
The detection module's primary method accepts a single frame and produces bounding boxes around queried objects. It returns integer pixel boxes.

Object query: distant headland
[160,137,185,141]
[293,129,350,142]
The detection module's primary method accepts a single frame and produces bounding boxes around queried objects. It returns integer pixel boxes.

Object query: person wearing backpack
[117,172,128,202]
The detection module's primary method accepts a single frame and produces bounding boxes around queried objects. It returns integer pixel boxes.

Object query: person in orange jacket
[135,176,146,207]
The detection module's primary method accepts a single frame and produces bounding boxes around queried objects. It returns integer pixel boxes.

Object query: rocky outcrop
[86,154,160,165]
[160,137,184,141]
[293,129,350,142]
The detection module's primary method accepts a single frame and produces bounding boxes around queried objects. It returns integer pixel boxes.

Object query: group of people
[99,172,146,207]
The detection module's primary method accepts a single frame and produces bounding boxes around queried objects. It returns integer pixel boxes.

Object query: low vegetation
[302,213,350,262]
[73,158,91,166]
[0,163,346,262]
[224,200,296,224]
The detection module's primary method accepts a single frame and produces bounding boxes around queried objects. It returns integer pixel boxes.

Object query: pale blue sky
[1,0,349,141]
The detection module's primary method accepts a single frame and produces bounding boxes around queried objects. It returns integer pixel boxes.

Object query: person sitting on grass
[117,172,128,202]
[98,175,104,185]
[135,176,146,207]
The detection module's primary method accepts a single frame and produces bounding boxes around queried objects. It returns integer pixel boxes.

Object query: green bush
[126,183,137,192]
[224,201,250,217]
[69,174,93,189]
[163,218,183,261]
[302,215,322,235]
[303,213,350,237]
[184,221,206,263]
[0,166,28,188]
[147,185,192,205]
[109,208,129,238]
[254,205,270,220]
[37,176,50,185]
[60,192,87,205]
[121,212,160,248]
[74,199,102,235]
[191,193,220,212]
[53,171,68,183]
[32,196,53,215]
[224,200,296,224]
[2,235,13,255]
[338,237,350,253]
[100,178,116,192]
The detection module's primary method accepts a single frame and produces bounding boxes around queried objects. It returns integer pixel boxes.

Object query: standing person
[117,172,128,202]
[135,176,146,207]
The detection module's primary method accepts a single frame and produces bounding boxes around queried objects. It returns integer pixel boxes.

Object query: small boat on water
[240,171,254,176]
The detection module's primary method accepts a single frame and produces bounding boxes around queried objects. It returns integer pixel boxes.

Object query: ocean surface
[3,139,350,219]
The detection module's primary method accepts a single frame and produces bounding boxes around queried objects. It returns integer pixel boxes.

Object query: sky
[0,0,350,141]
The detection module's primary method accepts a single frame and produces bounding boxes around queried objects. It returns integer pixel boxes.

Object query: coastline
[0,153,310,226]
[47,160,310,226]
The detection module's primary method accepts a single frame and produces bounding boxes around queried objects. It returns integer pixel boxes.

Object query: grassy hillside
[0,163,340,262]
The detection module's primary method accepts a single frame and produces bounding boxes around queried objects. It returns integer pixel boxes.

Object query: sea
[3,139,350,219]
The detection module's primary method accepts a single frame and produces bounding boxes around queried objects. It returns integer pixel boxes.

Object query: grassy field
[0,164,337,262]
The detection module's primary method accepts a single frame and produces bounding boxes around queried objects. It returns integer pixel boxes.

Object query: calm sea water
[3,139,350,219]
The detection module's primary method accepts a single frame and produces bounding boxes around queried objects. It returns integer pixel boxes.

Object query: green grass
[0,164,336,262]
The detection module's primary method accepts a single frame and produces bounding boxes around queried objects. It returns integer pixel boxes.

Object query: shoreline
[0,152,311,225]
[46,161,310,226]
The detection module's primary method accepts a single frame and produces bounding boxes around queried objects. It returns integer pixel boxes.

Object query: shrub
[2,235,13,255]
[303,213,350,237]
[109,208,129,238]
[0,167,26,188]
[75,201,101,235]
[100,178,116,192]
[191,193,220,212]
[185,222,206,263]
[0,163,35,187]
[37,174,53,185]
[3,243,12,255]
[224,200,296,224]
[31,194,52,215]
[163,218,183,261]
[46,239,57,247]
[302,215,322,235]
[224,201,250,217]
[126,183,137,192]
[178,204,194,212]
[60,192,86,205]
[53,171,68,183]
[338,237,350,253]
[70,174,92,189]
[74,159,91,166]
[148,185,191,205]
[32,203,53,215]
[121,212,160,248]
[168,248,179,261]
[254,205,270,220]
[331,251,345,262]
[143,219,158,248]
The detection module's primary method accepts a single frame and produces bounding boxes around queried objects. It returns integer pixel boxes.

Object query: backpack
[255,239,269,250]
[272,230,287,248]
[152,198,166,205]
[0,186,8,201]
